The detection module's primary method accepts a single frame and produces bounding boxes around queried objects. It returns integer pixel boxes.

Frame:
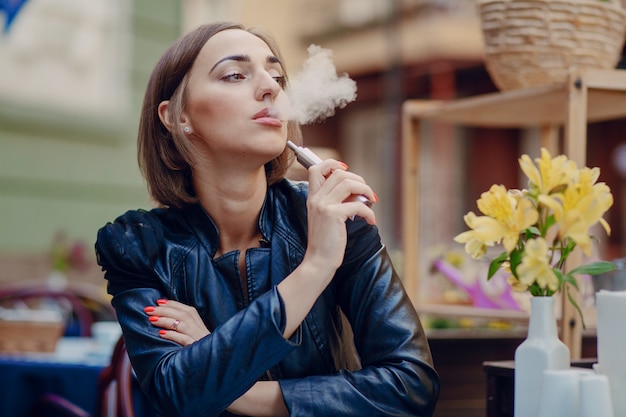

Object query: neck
[193,166,267,255]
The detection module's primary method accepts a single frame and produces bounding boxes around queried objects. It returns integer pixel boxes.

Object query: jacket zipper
[242,250,273,382]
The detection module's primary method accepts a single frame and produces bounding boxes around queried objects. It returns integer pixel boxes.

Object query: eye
[273,75,287,89]
[221,72,246,82]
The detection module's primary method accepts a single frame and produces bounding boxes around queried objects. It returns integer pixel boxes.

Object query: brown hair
[137,22,302,208]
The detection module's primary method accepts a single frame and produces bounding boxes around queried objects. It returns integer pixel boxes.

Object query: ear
[158,100,173,131]
[158,101,189,133]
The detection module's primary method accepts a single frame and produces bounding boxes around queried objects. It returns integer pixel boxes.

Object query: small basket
[478,0,626,90]
[0,320,64,353]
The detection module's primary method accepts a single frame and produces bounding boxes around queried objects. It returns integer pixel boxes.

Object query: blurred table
[483,358,597,417]
[0,337,154,417]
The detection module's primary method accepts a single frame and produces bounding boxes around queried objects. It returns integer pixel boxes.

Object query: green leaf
[561,272,580,291]
[566,286,586,330]
[527,226,540,237]
[569,261,617,276]
[553,268,565,287]
[543,215,556,235]
[488,252,509,279]
[509,249,523,275]
[529,283,541,296]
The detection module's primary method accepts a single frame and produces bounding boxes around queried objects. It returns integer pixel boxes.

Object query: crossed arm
[144,298,289,416]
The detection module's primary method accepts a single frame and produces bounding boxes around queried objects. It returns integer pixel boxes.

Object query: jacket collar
[179,190,274,257]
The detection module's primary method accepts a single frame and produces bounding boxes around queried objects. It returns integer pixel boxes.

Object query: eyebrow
[209,54,282,74]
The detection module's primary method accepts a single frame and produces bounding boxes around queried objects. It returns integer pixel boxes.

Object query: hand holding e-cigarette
[286,140,373,208]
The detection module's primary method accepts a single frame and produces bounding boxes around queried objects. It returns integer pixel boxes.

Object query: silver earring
[183,126,190,133]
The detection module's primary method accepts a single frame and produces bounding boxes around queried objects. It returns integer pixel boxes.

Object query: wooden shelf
[401,68,626,359]
[417,303,529,322]
[403,68,626,128]
[426,328,528,341]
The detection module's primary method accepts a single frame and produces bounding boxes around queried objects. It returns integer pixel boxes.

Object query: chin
[253,134,286,160]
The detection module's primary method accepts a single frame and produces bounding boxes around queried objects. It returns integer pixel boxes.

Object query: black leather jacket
[95,179,439,417]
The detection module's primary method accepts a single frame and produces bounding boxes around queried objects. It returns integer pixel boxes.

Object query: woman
[95,22,439,417]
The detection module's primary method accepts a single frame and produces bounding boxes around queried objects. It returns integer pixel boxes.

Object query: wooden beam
[560,70,589,360]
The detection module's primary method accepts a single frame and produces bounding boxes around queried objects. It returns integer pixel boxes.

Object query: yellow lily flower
[507,275,529,292]
[455,147,614,308]
[454,184,540,258]
[519,148,578,196]
[453,212,504,259]
[517,237,559,292]
[538,167,613,255]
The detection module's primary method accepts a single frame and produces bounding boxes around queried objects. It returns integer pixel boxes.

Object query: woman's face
[181,29,289,168]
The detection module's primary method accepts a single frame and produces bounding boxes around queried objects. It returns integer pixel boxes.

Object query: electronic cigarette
[286,140,373,208]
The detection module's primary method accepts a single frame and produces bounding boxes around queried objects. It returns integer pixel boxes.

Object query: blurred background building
[3,0,626,304]
[2,1,626,416]
[3,0,624,277]
[0,0,488,278]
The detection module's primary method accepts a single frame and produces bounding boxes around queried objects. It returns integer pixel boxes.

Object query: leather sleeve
[279,222,440,416]
[96,212,299,417]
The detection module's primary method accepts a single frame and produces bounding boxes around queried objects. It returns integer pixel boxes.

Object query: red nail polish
[158,330,167,335]
[339,162,348,169]
[157,299,168,305]
[373,192,379,203]
[144,306,155,313]
[149,316,160,322]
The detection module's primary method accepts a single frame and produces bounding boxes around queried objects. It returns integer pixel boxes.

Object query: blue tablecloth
[0,338,156,417]
[0,357,102,416]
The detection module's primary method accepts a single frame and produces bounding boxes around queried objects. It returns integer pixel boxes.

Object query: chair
[28,335,135,417]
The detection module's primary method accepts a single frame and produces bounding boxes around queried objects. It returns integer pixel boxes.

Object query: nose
[255,71,281,102]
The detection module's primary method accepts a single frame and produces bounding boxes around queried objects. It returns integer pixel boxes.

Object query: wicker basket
[478,0,626,90]
[0,320,64,353]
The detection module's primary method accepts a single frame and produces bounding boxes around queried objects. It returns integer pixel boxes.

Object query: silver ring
[172,319,180,331]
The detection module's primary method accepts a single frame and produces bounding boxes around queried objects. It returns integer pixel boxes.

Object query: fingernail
[339,162,348,169]
[157,299,168,305]
[144,306,155,313]
[158,330,167,335]
[149,316,160,322]
[373,192,379,203]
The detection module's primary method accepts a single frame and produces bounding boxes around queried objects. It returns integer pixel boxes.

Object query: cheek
[188,95,223,123]
[189,98,228,131]
[187,95,242,143]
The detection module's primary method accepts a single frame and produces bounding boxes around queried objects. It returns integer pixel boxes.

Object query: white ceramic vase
[596,290,626,417]
[514,296,570,417]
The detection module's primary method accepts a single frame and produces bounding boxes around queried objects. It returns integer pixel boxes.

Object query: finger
[149,305,194,322]
[156,299,201,319]
[322,169,367,190]
[147,315,177,330]
[144,299,211,340]
[158,329,196,347]
[343,201,377,225]
[148,301,205,327]
[316,171,376,209]
[164,312,205,333]
[320,168,370,194]
[309,159,348,178]
[307,160,348,193]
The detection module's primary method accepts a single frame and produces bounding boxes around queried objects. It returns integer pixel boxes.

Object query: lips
[253,108,270,119]
[253,107,282,127]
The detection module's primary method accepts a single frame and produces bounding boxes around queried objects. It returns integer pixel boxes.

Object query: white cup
[580,373,614,417]
[91,321,122,356]
[537,368,593,417]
